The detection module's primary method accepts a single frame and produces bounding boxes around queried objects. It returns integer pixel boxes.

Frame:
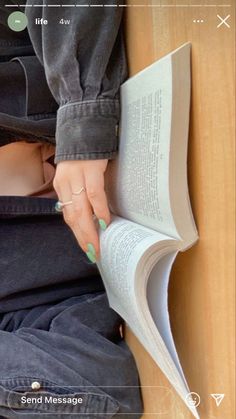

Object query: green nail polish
[87,243,96,255]
[98,219,107,231]
[86,251,96,263]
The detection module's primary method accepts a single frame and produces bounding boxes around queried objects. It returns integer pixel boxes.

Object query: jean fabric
[0,197,104,312]
[0,195,143,418]
[0,293,142,418]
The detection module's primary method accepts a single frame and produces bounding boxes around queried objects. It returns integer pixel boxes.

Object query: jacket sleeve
[26,1,127,163]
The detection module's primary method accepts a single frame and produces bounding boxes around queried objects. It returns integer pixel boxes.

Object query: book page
[133,250,199,419]
[106,43,198,248]
[106,65,174,234]
[96,215,175,325]
[97,222,199,419]
[146,252,188,384]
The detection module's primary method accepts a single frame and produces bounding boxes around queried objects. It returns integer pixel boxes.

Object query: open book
[97,43,199,419]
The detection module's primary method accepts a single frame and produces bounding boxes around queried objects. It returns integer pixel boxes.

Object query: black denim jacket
[0,1,127,163]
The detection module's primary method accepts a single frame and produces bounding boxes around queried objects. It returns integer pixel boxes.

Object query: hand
[53,159,110,262]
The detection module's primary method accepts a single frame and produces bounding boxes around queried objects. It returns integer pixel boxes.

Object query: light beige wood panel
[123,1,235,418]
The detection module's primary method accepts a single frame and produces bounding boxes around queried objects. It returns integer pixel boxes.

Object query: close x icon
[217,14,231,28]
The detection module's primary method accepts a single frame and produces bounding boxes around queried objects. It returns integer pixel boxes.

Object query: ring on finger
[55,200,73,213]
[72,187,86,196]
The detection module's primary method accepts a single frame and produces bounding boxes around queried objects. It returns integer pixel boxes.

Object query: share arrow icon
[210,394,225,407]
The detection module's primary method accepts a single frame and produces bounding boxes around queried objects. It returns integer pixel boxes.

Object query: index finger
[85,170,111,231]
[71,183,101,260]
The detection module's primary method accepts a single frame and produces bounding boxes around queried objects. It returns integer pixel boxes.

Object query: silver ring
[55,200,73,213]
[72,187,86,196]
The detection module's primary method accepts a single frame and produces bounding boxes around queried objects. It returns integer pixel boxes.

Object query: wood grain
[124,1,235,418]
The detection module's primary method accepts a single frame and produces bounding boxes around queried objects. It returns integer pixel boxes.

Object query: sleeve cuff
[54,99,120,163]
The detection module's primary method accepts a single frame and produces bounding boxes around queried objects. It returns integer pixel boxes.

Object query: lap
[0,292,142,418]
[0,202,143,417]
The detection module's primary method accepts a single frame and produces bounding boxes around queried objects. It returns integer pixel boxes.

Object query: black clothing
[0,1,127,163]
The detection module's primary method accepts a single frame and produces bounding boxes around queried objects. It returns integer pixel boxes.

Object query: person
[0,1,143,418]
[1,0,128,262]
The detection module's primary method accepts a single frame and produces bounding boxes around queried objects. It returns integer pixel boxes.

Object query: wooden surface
[123,1,235,418]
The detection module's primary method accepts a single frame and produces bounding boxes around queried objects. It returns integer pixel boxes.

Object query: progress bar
[4,4,232,8]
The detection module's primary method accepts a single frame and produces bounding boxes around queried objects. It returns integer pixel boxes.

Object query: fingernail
[98,219,107,231]
[87,243,96,255]
[86,251,96,263]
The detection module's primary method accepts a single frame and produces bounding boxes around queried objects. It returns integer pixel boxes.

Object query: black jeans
[0,196,143,418]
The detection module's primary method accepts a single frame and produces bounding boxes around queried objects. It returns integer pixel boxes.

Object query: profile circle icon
[185,392,201,408]
[8,11,28,32]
